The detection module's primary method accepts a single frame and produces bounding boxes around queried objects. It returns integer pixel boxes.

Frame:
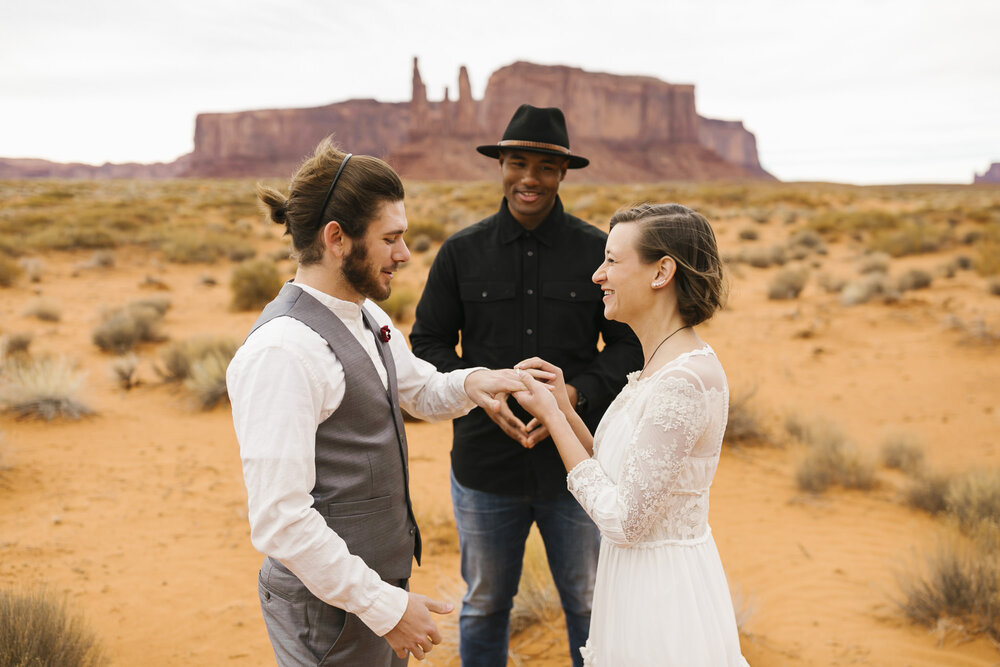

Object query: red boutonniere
[379,325,391,343]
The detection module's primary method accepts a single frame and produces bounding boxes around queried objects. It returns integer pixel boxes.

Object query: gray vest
[248,283,421,581]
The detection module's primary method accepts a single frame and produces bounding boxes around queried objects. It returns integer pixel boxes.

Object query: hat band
[497,140,571,155]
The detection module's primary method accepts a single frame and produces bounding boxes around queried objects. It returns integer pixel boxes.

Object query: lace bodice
[567,346,729,545]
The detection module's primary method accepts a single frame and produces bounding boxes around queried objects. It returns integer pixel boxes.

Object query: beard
[342,239,392,301]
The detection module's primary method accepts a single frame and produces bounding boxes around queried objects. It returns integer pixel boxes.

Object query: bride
[513,203,749,665]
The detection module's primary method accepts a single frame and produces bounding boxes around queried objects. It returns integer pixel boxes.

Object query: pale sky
[2,0,998,184]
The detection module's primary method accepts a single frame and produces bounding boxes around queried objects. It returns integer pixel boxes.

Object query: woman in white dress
[513,203,749,665]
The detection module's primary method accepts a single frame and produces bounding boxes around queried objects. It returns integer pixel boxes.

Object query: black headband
[314,153,352,227]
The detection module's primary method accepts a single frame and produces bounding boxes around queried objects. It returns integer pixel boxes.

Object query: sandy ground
[1,206,999,666]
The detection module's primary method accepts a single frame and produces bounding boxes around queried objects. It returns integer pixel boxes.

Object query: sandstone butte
[974,162,1000,184]
[0,59,775,183]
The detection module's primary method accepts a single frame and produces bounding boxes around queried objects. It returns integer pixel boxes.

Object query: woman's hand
[515,357,573,414]
[511,371,562,424]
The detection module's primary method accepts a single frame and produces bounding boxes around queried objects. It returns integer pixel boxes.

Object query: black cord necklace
[640,325,691,378]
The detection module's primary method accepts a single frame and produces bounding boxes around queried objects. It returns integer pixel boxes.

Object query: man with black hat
[410,105,642,666]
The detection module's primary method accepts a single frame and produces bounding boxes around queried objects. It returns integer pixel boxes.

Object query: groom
[227,138,525,665]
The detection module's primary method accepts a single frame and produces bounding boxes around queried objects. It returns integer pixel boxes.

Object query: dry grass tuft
[896,529,1000,644]
[840,274,898,307]
[0,354,93,421]
[906,474,952,515]
[109,353,140,390]
[0,586,106,667]
[2,333,34,358]
[880,432,926,474]
[92,300,169,353]
[767,266,809,300]
[157,337,238,382]
[787,416,877,493]
[0,255,24,287]
[23,298,62,322]
[375,286,418,324]
[724,387,772,447]
[856,252,891,275]
[184,344,237,410]
[230,258,283,311]
[896,268,933,292]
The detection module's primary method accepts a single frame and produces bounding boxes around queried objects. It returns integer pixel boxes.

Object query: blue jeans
[450,470,599,667]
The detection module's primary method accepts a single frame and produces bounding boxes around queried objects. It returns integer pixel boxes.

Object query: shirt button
[526,289,534,295]
[527,250,534,257]
[526,328,534,335]
[570,291,577,298]
[481,291,488,298]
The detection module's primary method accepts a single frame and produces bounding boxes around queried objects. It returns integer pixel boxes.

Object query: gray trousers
[258,557,409,666]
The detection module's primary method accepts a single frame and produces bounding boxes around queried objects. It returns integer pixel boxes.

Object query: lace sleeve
[567,372,708,544]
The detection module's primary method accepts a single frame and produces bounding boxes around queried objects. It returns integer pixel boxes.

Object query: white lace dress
[567,345,749,666]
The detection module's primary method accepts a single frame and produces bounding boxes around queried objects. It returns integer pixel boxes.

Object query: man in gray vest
[227,137,525,665]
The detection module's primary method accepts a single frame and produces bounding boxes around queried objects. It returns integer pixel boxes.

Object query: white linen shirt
[227,283,478,636]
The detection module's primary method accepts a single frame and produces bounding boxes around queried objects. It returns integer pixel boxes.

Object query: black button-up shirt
[410,197,643,497]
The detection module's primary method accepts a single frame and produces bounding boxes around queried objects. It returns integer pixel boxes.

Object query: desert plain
[0,178,998,666]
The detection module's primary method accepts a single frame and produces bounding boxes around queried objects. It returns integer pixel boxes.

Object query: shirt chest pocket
[541,281,601,349]
[459,281,517,346]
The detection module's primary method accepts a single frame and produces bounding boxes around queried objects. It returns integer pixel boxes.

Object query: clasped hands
[465,358,572,448]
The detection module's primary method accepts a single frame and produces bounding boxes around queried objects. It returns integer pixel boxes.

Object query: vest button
[409,527,416,536]
[264,591,271,601]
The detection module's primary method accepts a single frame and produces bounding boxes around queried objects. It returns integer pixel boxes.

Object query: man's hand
[465,369,532,445]
[384,592,454,660]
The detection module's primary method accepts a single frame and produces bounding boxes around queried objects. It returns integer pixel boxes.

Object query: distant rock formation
[1,59,773,182]
[974,162,1000,184]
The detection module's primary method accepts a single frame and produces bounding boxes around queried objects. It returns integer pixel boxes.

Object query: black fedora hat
[477,104,589,169]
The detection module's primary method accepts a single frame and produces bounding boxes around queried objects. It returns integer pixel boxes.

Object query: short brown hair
[256,136,405,265]
[609,203,728,326]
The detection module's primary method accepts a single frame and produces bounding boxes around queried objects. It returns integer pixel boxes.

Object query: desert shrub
[788,417,877,493]
[895,268,933,292]
[944,315,1000,346]
[880,432,925,474]
[896,532,1000,643]
[988,278,1000,297]
[185,345,235,410]
[92,301,168,353]
[160,232,228,264]
[767,266,809,300]
[375,286,418,323]
[2,333,34,358]
[225,241,257,262]
[230,258,283,311]
[868,221,949,257]
[954,255,974,270]
[946,470,1000,535]
[18,257,44,282]
[840,274,896,306]
[737,226,759,241]
[510,527,561,636]
[109,353,140,390]
[0,354,93,420]
[808,209,903,237]
[724,386,771,447]
[89,250,115,268]
[158,337,238,382]
[0,255,23,287]
[856,252,891,275]
[739,245,786,269]
[976,239,1000,276]
[816,272,847,294]
[410,234,433,254]
[0,586,106,667]
[23,298,62,322]
[906,474,952,515]
[406,217,451,242]
[788,229,825,250]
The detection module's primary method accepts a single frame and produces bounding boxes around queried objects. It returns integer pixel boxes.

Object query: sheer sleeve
[566,371,708,545]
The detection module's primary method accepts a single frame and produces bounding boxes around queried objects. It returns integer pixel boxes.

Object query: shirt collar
[294,282,366,324]
[497,196,564,247]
